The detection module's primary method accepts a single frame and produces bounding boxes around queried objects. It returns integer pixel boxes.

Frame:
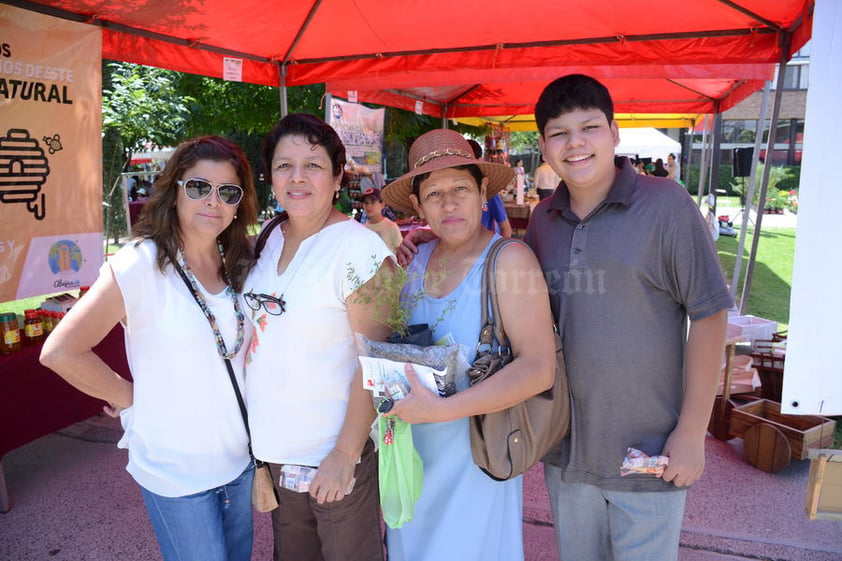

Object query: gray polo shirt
[525,157,732,491]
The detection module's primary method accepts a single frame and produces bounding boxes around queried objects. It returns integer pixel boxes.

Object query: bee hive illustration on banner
[0,128,52,220]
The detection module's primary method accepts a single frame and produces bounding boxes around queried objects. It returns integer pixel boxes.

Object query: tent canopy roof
[15,0,812,118]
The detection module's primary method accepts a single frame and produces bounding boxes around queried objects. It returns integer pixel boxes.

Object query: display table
[504,203,532,234]
[0,324,130,511]
[128,200,146,227]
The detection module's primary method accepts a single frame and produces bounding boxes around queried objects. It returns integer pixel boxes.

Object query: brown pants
[268,440,384,561]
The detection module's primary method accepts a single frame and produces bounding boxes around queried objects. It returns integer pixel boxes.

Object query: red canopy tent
[326,70,774,128]
[9,0,812,119]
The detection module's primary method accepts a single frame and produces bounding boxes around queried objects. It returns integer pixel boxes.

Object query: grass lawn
[716,225,795,332]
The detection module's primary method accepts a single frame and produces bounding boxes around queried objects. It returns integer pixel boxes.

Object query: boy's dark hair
[535,74,615,136]
[261,113,347,179]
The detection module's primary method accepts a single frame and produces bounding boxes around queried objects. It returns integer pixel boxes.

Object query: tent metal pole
[740,32,792,314]
[442,104,449,129]
[681,130,693,185]
[324,93,332,122]
[696,115,710,208]
[710,106,723,196]
[731,80,771,301]
[279,63,288,117]
[686,127,697,196]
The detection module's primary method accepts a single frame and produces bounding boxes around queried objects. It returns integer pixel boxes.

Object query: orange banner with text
[0,5,103,303]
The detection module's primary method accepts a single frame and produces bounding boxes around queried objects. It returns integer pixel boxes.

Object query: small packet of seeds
[620,447,670,477]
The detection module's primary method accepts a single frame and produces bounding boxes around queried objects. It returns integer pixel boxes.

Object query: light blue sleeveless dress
[386,235,524,561]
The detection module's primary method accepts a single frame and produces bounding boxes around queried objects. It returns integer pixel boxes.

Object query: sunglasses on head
[178,178,244,206]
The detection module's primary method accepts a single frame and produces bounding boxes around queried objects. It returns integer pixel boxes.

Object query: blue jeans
[140,466,254,561]
[544,463,687,561]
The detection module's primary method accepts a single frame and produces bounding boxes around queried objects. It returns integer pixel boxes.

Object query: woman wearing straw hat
[381,129,556,560]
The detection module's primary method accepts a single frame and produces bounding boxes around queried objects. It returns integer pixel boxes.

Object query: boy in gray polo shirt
[525,74,732,561]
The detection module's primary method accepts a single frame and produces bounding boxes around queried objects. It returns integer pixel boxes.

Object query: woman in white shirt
[41,136,259,561]
[244,113,395,561]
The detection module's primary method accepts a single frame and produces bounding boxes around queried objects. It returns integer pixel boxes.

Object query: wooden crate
[805,449,842,521]
[751,351,785,401]
[730,399,836,460]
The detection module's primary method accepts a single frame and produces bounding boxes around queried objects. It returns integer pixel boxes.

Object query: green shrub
[685,164,736,197]
[729,164,794,208]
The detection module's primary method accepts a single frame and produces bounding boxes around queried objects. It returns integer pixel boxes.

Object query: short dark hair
[535,74,615,136]
[262,113,346,179]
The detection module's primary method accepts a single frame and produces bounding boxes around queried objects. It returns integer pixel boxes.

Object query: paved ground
[1,413,840,561]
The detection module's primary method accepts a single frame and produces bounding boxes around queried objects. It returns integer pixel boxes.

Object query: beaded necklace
[175,240,245,359]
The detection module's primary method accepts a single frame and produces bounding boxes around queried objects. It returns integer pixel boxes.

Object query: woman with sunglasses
[41,136,259,561]
[243,113,395,561]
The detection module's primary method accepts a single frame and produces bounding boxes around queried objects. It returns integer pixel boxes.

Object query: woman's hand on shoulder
[396,228,437,267]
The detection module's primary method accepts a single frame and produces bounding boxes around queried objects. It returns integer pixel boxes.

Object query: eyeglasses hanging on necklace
[244,292,286,316]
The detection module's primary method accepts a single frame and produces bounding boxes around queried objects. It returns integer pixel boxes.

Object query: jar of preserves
[40,309,53,333]
[0,312,22,354]
[23,309,45,345]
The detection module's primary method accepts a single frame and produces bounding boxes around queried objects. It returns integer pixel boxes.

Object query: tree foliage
[175,74,327,138]
[102,61,190,160]
[101,61,191,242]
[509,131,539,153]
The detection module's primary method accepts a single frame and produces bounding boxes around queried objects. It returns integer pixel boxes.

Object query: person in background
[528,74,731,561]
[468,138,513,237]
[244,113,394,561]
[381,128,556,561]
[514,158,527,182]
[533,156,561,201]
[652,157,669,177]
[41,136,259,561]
[667,153,681,183]
[361,186,403,254]
[127,174,139,200]
[633,159,647,175]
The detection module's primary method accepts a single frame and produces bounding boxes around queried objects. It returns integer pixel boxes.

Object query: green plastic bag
[378,415,423,529]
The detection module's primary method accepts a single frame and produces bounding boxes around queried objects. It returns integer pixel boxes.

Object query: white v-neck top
[110,240,251,497]
[244,219,392,465]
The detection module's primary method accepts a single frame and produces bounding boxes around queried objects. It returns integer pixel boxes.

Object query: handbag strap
[477,237,524,353]
[173,261,255,460]
[254,211,288,260]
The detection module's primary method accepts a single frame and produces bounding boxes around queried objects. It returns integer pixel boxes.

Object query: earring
[234,213,238,220]
[481,202,488,212]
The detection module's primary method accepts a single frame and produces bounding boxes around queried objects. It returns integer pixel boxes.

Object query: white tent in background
[616,127,681,160]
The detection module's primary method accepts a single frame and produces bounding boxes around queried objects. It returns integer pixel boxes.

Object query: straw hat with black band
[382,129,515,216]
